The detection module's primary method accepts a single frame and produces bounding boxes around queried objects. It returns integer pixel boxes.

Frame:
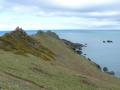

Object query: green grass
[0,29,55,61]
[0,50,97,90]
[0,30,119,90]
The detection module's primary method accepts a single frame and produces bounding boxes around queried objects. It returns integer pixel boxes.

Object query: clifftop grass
[0,27,55,60]
[0,28,120,90]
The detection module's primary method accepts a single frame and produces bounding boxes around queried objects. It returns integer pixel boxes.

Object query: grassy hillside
[0,29,119,90]
[0,27,55,61]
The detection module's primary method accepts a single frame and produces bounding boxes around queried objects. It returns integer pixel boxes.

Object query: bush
[103,67,115,76]
[103,67,108,72]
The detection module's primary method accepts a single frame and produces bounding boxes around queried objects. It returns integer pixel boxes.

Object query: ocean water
[0,30,37,36]
[0,30,120,77]
[55,30,120,77]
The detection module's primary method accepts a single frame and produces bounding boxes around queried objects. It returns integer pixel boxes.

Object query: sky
[0,0,120,30]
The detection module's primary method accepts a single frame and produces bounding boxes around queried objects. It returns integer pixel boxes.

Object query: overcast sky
[0,0,120,30]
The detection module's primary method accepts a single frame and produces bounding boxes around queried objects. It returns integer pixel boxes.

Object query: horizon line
[0,29,120,31]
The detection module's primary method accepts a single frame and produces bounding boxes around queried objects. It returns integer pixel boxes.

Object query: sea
[0,30,120,77]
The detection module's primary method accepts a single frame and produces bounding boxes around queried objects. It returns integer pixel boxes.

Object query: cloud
[0,0,120,30]
[10,6,39,13]
[2,0,119,11]
[2,0,120,18]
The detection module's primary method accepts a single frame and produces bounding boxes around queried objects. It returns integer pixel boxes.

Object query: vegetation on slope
[0,27,55,60]
[0,29,119,90]
[34,30,120,90]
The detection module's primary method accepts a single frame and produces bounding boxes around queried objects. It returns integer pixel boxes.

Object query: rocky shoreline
[61,39,86,55]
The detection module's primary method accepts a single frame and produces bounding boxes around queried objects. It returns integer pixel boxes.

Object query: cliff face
[0,28,120,90]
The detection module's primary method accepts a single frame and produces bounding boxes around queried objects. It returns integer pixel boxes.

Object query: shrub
[103,67,108,72]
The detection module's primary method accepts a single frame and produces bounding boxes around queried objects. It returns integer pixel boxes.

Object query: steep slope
[34,31,120,90]
[0,29,119,90]
[0,27,54,60]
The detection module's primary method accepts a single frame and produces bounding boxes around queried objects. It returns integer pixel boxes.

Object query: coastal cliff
[0,28,119,90]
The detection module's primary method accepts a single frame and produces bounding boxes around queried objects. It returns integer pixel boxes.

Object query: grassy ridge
[0,29,119,90]
[0,27,55,61]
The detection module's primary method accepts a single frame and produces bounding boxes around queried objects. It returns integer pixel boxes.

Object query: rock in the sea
[103,40,113,43]
[107,40,113,43]
[103,41,106,43]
